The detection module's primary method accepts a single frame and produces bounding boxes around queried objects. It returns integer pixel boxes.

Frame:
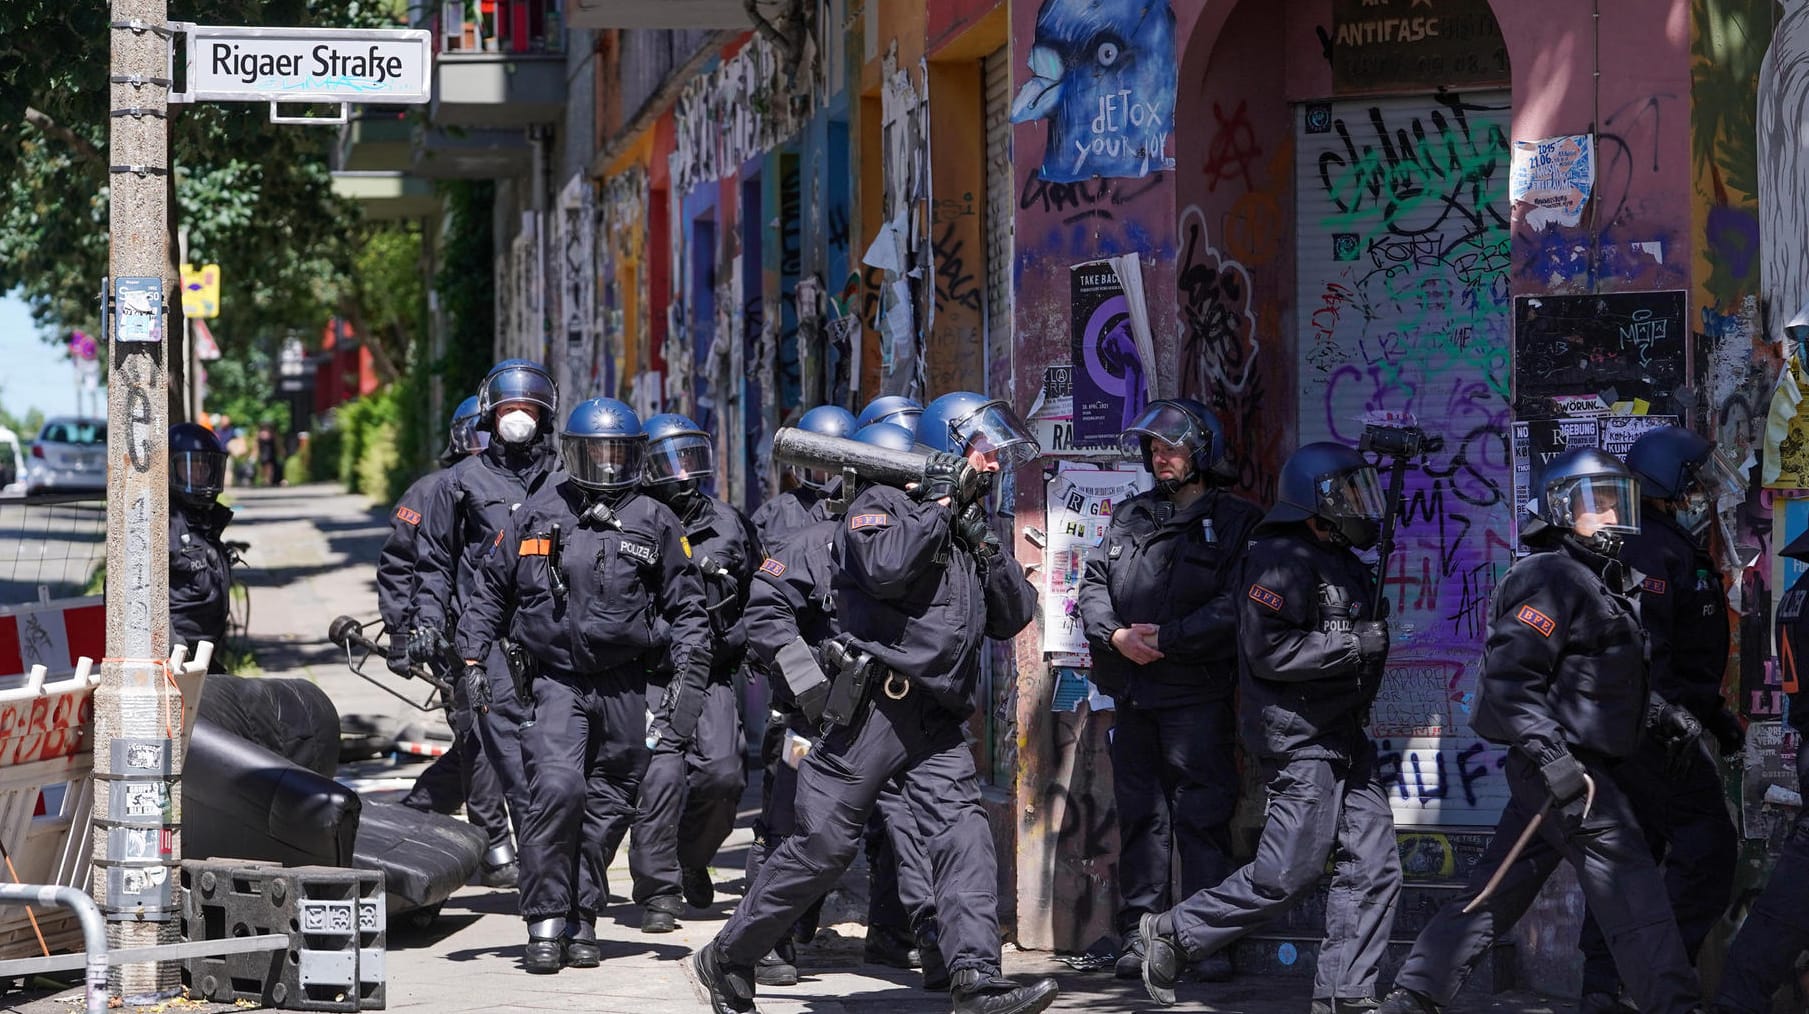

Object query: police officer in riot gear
[1712,529,1809,1012]
[856,395,923,432]
[1078,398,1260,983]
[741,420,942,991]
[1575,425,1743,1014]
[1379,448,1705,1014]
[698,392,1058,1014]
[460,397,713,974]
[412,360,562,852]
[1136,441,1400,1014]
[384,397,518,888]
[169,422,234,668]
[629,412,759,931]
[750,404,858,545]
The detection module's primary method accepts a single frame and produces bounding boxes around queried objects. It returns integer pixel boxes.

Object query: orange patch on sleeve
[395,506,422,526]
[1515,604,1556,637]
[1247,585,1284,611]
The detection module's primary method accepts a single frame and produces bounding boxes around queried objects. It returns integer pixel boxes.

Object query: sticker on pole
[114,278,165,344]
[177,25,432,105]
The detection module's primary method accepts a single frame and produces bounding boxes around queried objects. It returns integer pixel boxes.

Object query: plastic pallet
[182,859,386,1010]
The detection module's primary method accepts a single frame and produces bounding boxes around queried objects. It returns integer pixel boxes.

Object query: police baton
[1461,772,1596,914]
[1358,424,1425,620]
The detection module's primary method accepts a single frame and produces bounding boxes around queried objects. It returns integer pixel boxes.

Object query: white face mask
[495,410,538,445]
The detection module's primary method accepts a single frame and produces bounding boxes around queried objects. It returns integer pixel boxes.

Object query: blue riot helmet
[642,412,713,516]
[797,405,858,438]
[793,405,858,492]
[561,398,645,495]
[1531,446,1642,555]
[448,396,488,456]
[856,395,923,432]
[644,413,714,485]
[169,422,227,503]
[852,421,917,454]
[477,359,558,436]
[917,392,1041,469]
[1265,441,1387,549]
[1625,424,1745,535]
[1119,398,1229,491]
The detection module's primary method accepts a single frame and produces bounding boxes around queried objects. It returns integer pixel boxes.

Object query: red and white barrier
[0,597,207,958]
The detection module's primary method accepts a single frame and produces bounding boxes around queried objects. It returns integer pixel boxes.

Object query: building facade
[337,0,1801,996]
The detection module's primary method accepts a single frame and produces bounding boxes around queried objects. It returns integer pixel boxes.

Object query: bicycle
[221,539,255,673]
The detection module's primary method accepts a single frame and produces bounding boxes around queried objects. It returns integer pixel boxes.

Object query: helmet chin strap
[1154,469,1201,497]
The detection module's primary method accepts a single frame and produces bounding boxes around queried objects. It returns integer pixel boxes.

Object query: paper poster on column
[1509,134,1594,231]
[1070,256,1153,448]
[1042,464,1149,654]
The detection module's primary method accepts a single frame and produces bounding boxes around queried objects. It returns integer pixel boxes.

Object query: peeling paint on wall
[671,36,811,194]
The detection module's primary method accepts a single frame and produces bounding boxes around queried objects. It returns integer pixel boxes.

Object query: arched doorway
[1176,0,1516,830]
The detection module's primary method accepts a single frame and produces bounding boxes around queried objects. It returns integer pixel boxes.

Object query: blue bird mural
[1011,0,1178,184]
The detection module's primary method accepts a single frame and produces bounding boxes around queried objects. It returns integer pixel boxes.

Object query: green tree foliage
[0,0,411,416]
[436,180,496,407]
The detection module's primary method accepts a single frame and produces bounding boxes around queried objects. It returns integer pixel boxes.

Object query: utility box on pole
[101,0,182,1001]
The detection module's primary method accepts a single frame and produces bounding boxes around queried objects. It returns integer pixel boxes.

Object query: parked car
[0,425,23,496]
[25,417,107,495]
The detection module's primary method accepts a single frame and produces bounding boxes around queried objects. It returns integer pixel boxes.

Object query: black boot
[1578,992,1639,1014]
[754,939,798,987]
[1376,988,1441,1014]
[1112,929,1144,980]
[642,895,682,934]
[564,921,600,968]
[695,942,759,1014]
[1138,912,1184,1007]
[863,925,920,969]
[682,865,716,909]
[917,924,949,992]
[523,937,563,975]
[948,969,1060,1014]
[481,860,520,889]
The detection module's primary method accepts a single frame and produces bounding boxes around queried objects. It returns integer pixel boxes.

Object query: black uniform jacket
[745,516,840,706]
[750,483,838,548]
[832,484,1037,719]
[415,437,560,635]
[458,480,711,680]
[1472,532,1651,763]
[1619,512,1730,721]
[1776,570,1809,740]
[670,495,762,682]
[170,501,234,651]
[376,467,450,638]
[1235,525,1376,761]
[1078,487,1262,706]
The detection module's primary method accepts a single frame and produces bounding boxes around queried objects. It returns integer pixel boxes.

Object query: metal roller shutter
[1294,92,1513,827]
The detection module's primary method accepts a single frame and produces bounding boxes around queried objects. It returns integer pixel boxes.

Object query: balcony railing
[432,0,564,55]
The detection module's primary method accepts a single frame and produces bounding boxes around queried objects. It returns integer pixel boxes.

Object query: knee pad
[531,767,587,811]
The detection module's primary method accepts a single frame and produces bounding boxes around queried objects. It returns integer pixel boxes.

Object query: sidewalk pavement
[6,484,1580,1013]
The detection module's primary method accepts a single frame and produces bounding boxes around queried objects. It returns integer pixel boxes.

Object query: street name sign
[178,25,432,105]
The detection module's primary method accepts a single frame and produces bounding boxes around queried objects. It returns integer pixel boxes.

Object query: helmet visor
[1315,465,1387,520]
[484,365,558,416]
[450,417,489,455]
[172,451,227,497]
[561,434,645,491]
[1547,475,1641,535]
[1692,448,1748,502]
[871,406,922,430]
[1118,402,1206,458]
[646,433,714,484]
[951,401,1041,470]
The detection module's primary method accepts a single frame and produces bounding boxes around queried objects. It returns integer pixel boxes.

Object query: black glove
[1354,620,1389,664]
[953,504,1001,560]
[460,662,493,715]
[1705,707,1746,757]
[1538,751,1591,828]
[915,452,970,503]
[795,680,830,726]
[385,644,415,680]
[1651,703,1705,776]
[407,626,448,664]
